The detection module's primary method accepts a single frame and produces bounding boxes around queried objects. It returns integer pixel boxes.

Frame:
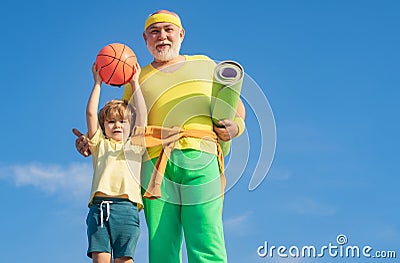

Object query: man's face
[144,22,184,62]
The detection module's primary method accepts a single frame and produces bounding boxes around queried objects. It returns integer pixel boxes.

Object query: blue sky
[1,0,399,262]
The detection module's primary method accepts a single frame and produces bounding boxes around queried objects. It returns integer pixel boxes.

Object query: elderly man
[76,9,245,263]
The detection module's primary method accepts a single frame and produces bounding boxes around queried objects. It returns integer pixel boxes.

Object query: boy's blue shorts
[86,197,140,259]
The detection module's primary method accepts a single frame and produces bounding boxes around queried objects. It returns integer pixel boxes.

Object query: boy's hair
[98,99,135,136]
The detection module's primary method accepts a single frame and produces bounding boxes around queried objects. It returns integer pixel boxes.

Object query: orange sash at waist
[130,126,225,200]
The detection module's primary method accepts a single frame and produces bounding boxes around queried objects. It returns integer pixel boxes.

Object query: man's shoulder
[141,63,153,71]
[185,55,217,70]
[186,54,213,61]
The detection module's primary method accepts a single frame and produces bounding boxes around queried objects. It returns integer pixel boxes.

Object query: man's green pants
[141,149,227,263]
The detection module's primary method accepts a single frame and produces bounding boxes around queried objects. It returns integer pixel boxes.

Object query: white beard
[149,40,182,62]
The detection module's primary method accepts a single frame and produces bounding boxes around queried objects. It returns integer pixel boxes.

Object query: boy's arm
[129,64,147,127]
[86,63,102,139]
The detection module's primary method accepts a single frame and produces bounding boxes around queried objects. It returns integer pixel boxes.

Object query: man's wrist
[233,116,245,137]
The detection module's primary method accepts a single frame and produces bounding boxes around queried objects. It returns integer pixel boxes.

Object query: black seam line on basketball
[98,43,117,68]
[124,55,135,82]
[97,55,116,67]
[106,45,123,84]
[109,44,117,57]
[104,44,118,83]
[119,46,137,80]
[97,54,136,70]
[123,55,137,69]
[97,54,135,61]
[120,45,127,83]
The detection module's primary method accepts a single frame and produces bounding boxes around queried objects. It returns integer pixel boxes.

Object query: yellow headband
[144,13,182,31]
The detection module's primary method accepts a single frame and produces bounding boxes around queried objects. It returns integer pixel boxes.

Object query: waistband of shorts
[92,197,137,206]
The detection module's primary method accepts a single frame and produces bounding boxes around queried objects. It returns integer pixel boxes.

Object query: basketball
[95,43,137,86]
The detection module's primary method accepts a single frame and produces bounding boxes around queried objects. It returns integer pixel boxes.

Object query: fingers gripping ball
[95,43,137,86]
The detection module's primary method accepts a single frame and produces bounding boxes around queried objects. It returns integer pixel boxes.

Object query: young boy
[85,62,147,263]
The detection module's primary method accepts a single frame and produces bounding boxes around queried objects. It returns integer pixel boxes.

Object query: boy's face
[104,118,131,142]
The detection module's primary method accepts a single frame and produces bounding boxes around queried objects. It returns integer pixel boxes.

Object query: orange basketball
[95,43,137,86]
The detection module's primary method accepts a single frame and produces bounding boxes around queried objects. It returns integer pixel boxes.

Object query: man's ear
[180,28,185,41]
[143,32,147,43]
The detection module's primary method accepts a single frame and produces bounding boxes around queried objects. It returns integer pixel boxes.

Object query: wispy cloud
[224,211,254,236]
[225,213,249,228]
[286,197,336,217]
[267,167,293,181]
[0,162,92,200]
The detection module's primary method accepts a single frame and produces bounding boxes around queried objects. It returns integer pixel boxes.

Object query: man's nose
[159,30,167,40]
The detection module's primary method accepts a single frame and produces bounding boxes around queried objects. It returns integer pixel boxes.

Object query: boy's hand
[92,63,102,86]
[129,63,141,92]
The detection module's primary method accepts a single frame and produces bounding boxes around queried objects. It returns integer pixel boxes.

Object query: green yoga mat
[211,60,244,156]
[211,60,244,124]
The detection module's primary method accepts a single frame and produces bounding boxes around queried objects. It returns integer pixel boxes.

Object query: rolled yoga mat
[211,60,244,156]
